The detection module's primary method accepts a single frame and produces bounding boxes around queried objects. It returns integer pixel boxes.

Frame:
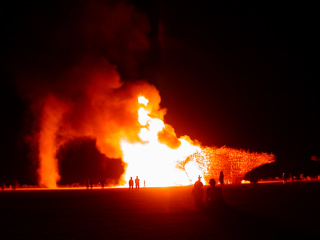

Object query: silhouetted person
[129,177,134,190]
[101,180,105,189]
[135,176,140,189]
[206,178,225,212]
[1,183,5,191]
[90,179,94,189]
[282,172,286,184]
[86,179,90,190]
[191,175,204,209]
[219,171,224,189]
[144,180,145,187]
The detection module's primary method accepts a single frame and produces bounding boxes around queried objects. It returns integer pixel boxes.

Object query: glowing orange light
[37,85,274,188]
[182,146,275,184]
[121,95,275,187]
[138,95,149,106]
[121,95,201,187]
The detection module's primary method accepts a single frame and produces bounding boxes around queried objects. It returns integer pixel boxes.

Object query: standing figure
[191,175,204,209]
[206,178,225,212]
[129,177,134,190]
[282,172,286,184]
[135,176,140,189]
[219,171,224,189]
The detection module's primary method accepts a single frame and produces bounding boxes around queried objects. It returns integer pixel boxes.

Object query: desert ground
[0,181,319,239]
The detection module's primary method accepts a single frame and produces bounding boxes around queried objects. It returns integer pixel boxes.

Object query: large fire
[121,96,201,187]
[37,83,274,188]
[28,1,274,188]
[120,95,274,187]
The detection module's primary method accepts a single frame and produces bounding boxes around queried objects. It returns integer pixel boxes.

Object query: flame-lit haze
[38,95,68,188]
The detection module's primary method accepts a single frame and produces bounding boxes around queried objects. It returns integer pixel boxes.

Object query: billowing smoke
[10,0,158,187]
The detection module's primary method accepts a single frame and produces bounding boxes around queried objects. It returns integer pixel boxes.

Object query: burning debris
[179,146,275,184]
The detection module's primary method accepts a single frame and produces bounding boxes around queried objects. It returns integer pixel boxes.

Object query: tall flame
[121,95,202,187]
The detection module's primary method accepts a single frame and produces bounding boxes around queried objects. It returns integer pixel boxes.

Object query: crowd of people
[191,171,226,211]
[126,173,226,210]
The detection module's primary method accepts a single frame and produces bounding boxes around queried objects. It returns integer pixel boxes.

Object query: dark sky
[0,1,319,184]
[144,2,319,160]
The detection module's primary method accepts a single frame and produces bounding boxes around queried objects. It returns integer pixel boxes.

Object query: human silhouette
[144,180,145,187]
[101,180,105,189]
[90,179,94,189]
[282,172,286,184]
[86,179,90,190]
[135,176,140,189]
[206,178,225,212]
[129,177,134,190]
[191,175,204,209]
[219,171,224,189]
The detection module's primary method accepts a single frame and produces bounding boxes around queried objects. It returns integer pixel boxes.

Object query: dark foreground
[1,182,320,240]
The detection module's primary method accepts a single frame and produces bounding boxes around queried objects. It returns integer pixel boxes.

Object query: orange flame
[37,79,274,188]
[121,95,202,187]
[121,95,275,187]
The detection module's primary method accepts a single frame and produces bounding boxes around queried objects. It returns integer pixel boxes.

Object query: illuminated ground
[1,182,319,239]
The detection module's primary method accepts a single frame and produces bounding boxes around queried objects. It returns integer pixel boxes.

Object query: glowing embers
[183,146,275,184]
[121,95,201,187]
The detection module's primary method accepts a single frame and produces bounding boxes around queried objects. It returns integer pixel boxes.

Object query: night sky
[1,1,319,184]
[144,2,319,162]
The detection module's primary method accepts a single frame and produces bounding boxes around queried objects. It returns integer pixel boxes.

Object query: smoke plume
[10,0,155,187]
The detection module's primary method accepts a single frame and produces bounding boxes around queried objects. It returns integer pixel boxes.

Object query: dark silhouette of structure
[206,178,225,212]
[219,171,224,189]
[191,175,204,209]
[247,171,258,188]
[135,176,140,189]
[250,177,258,188]
[129,177,134,190]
